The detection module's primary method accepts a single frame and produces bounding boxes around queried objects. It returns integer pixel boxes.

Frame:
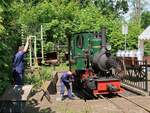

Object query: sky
[123,0,150,21]
[143,0,150,11]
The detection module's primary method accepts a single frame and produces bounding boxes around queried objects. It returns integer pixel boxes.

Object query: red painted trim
[93,80,124,95]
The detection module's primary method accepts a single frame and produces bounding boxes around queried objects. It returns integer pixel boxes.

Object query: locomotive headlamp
[106,44,111,50]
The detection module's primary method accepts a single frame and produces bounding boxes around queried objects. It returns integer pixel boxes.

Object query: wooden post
[122,57,127,76]
[34,36,38,66]
[29,39,32,67]
[41,25,44,64]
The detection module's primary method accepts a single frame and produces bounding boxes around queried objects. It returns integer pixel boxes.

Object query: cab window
[76,35,83,48]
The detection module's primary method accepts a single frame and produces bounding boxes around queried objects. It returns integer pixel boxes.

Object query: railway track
[99,94,150,113]
[118,94,150,113]
[57,72,150,112]
[98,95,126,113]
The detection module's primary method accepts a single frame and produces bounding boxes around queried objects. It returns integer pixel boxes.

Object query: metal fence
[116,57,148,92]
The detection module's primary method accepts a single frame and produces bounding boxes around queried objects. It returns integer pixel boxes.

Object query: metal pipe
[101,27,106,47]
[29,39,32,67]
[34,36,38,66]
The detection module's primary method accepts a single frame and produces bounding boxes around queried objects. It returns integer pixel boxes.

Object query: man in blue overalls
[12,37,31,85]
[60,71,74,100]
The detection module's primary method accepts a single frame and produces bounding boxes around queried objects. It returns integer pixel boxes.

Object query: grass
[53,63,69,72]
[24,63,69,88]
[56,100,93,113]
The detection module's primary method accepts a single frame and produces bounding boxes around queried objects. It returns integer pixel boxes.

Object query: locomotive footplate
[92,78,124,95]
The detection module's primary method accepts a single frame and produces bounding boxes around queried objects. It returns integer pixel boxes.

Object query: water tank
[91,38,102,53]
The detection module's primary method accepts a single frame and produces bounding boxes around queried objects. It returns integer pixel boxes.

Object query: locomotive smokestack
[101,27,106,47]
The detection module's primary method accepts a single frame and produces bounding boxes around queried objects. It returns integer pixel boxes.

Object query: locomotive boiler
[68,28,124,96]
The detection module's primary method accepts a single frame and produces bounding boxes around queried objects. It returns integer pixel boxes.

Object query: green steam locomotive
[68,28,124,96]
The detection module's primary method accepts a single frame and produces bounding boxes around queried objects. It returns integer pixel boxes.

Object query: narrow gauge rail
[99,95,126,113]
[118,94,150,113]
[98,94,150,113]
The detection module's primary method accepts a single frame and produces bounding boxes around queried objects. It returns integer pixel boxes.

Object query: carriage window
[76,35,83,48]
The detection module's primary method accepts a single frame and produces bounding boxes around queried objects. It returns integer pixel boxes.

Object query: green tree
[141,11,150,29]
[140,11,150,55]
[80,0,129,17]
[0,7,4,34]
[0,1,22,95]
[0,0,145,95]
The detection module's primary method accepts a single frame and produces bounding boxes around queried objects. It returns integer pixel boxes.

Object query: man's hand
[27,36,31,42]
[23,36,31,52]
[69,77,74,82]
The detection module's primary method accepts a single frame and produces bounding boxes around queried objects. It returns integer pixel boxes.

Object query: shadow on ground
[25,98,56,113]
[25,75,58,113]
[48,71,58,95]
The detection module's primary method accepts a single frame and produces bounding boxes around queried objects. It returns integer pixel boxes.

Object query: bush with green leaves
[0,0,148,95]
[24,67,52,88]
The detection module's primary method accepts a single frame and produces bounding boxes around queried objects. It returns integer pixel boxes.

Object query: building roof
[138,26,150,40]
